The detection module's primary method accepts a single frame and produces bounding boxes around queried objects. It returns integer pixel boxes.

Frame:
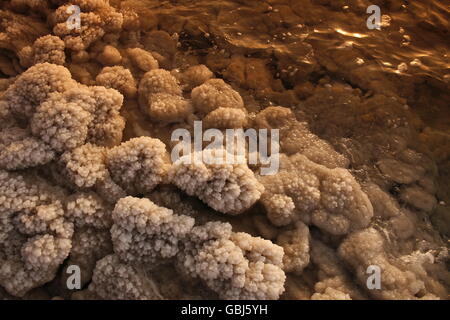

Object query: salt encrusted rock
[111,197,195,265]
[254,106,349,168]
[177,221,286,300]
[59,143,108,189]
[66,192,113,230]
[400,185,437,212]
[169,148,264,215]
[338,228,439,300]
[106,137,170,195]
[0,170,73,297]
[88,254,163,300]
[30,83,125,153]
[191,78,244,115]
[31,93,92,153]
[53,0,123,51]
[259,153,373,235]
[203,107,248,129]
[377,158,425,184]
[0,127,55,170]
[277,222,310,274]
[3,63,76,119]
[138,69,191,123]
[64,227,112,288]
[32,35,66,65]
[146,93,192,123]
[96,66,137,98]
[180,64,214,91]
[126,48,159,72]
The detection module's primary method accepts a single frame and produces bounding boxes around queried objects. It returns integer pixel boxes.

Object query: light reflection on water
[208,0,449,88]
[302,3,449,84]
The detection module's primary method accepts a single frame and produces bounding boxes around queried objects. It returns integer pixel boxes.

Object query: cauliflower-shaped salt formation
[94,173,127,205]
[0,101,16,130]
[53,0,123,51]
[254,106,349,168]
[3,63,76,119]
[106,137,170,195]
[203,107,248,129]
[111,197,195,266]
[75,86,125,147]
[32,35,65,65]
[177,221,286,300]
[180,64,214,91]
[338,228,438,299]
[363,183,401,219]
[31,85,125,152]
[0,170,73,297]
[88,254,163,300]
[138,69,182,99]
[276,221,310,275]
[191,78,244,115]
[59,143,107,189]
[169,148,264,215]
[31,91,92,153]
[96,66,137,98]
[138,69,191,123]
[3,64,124,156]
[66,192,113,230]
[63,227,112,288]
[259,153,373,235]
[311,285,352,300]
[96,45,122,66]
[126,48,159,72]
[147,186,202,220]
[63,191,114,288]
[0,127,55,170]
[310,239,367,300]
[146,93,193,123]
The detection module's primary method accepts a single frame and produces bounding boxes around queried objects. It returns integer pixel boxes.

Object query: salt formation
[0,0,448,300]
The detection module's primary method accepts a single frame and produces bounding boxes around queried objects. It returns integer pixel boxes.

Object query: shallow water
[132,0,449,122]
[0,0,449,300]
